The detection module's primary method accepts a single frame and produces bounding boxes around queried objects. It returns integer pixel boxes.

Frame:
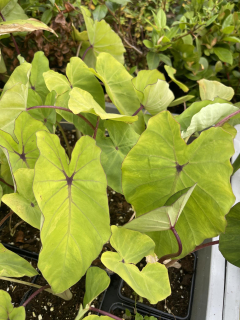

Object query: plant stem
[215,109,240,127]
[0,277,52,291]
[0,177,14,190]
[26,106,95,130]
[22,285,50,307]
[89,307,123,320]
[132,104,144,116]
[56,121,72,158]
[0,211,13,228]
[191,240,219,253]
[0,12,20,55]
[93,117,100,140]
[159,227,182,264]
[82,45,93,61]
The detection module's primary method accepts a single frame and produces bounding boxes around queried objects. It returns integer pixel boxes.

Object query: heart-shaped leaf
[69,87,137,123]
[123,186,195,232]
[122,111,235,258]
[0,243,38,277]
[90,53,145,134]
[219,203,240,267]
[83,267,110,308]
[33,132,111,293]
[96,121,139,193]
[81,6,125,68]
[101,226,171,304]
[0,290,25,319]
[198,79,234,101]
[0,112,48,173]
[2,169,42,229]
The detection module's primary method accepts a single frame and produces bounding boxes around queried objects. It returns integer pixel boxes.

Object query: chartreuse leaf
[81,6,125,68]
[0,243,38,277]
[175,98,228,132]
[0,290,25,320]
[90,53,145,134]
[83,267,110,308]
[96,121,139,193]
[0,49,6,73]
[69,88,137,122]
[164,65,189,92]
[132,70,174,115]
[181,103,239,139]
[101,226,171,304]
[122,111,235,258]
[33,132,111,293]
[2,169,42,229]
[0,112,48,173]
[123,186,195,232]
[219,203,240,267]
[0,185,2,203]
[0,0,12,11]
[0,19,57,36]
[198,79,234,101]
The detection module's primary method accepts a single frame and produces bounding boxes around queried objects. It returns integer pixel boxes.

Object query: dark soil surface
[120,254,195,318]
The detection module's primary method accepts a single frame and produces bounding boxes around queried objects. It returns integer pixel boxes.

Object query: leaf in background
[81,6,125,68]
[83,267,110,307]
[0,185,2,204]
[0,49,6,73]
[101,226,171,304]
[213,46,233,65]
[123,186,195,232]
[0,112,49,173]
[0,290,25,320]
[181,103,239,139]
[93,5,108,21]
[219,203,240,267]
[198,79,234,101]
[0,19,57,36]
[96,121,139,193]
[1,0,28,21]
[69,87,137,122]
[41,9,53,25]
[2,169,42,229]
[90,53,145,134]
[169,95,194,107]
[154,8,166,29]
[146,52,161,70]
[164,65,189,92]
[34,132,111,293]
[0,0,12,11]
[0,243,38,277]
[122,111,235,258]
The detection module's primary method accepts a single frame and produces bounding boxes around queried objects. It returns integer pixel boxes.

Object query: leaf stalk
[159,226,182,264]
[22,285,50,307]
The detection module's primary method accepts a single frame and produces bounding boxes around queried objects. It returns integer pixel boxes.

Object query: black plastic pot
[102,253,197,320]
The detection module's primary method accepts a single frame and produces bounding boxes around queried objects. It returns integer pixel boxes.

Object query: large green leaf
[101,226,171,304]
[164,65,189,92]
[0,243,38,277]
[181,103,239,138]
[83,267,110,307]
[132,70,165,95]
[0,290,25,320]
[69,87,137,122]
[81,6,125,68]
[198,79,234,101]
[33,132,111,293]
[96,121,139,193]
[0,0,12,11]
[122,111,235,258]
[123,186,195,232]
[90,53,145,134]
[0,112,48,173]
[219,203,240,267]
[2,169,42,229]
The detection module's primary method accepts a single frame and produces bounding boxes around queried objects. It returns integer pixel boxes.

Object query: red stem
[82,45,93,61]
[26,106,95,130]
[132,104,144,116]
[22,285,50,307]
[0,12,20,55]
[215,109,240,127]
[0,210,13,227]
[93,117,100,140]
[89,307,122,320]
[0,177,14,190]
[191,240,219,253]
[159,227,182,264]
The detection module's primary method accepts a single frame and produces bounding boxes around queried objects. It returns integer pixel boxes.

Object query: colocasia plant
[0,2,240,320]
